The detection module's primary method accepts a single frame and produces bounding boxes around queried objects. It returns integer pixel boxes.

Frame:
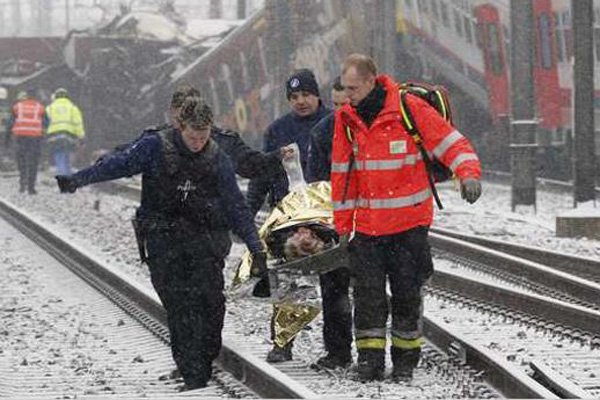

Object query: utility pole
[65,0,70,34]
[381,0,396,77]
[367,0,396,76]
[265,0,294,117]
[209,0,222,19]
[12,0,22,35]
[572,0,596,205]
[509,0,537,212]
[237,0,246,19]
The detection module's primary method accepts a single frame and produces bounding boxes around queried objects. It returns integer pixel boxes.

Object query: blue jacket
[246,104,331,216]
[71,129,262,253]
[306,111,335,183]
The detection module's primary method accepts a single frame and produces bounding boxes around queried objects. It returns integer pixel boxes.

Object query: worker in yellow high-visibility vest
[46,88,85,175]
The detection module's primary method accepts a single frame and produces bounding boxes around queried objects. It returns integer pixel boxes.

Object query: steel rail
[429,232,600,308]
[431,269,600,335]
[92,180,562,398]
[0,196,318,399]
[431,226,600,282]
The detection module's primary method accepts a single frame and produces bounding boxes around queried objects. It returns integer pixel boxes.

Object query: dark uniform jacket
[71,127,262,254]
[211,125,282,179]
[246,104,331,215]
[113,124,282,181]
[306,112,335,183]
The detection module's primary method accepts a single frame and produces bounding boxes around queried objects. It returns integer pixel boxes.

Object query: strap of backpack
[341,125,355,205]
[399,90,444,210]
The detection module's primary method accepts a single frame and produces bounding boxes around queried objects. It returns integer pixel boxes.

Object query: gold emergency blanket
[272,302,321,348]
[232,181,334,347]
[233,180,334,286]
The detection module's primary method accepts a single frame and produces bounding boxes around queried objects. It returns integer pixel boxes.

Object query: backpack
[398,82,456,209]
[341,82,455,210]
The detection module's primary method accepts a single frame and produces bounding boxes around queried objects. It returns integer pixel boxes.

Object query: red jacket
[12,99,45,137]
[331,75,481,236]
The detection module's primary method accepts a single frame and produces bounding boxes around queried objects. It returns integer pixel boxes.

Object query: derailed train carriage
[170,0,600,181]
[167,0,371,149]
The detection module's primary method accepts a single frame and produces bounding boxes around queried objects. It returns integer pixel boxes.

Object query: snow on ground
[433,180,600,260]
[1,171,599,396]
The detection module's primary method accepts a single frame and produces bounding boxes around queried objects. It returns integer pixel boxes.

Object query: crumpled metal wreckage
[231,181,348,347]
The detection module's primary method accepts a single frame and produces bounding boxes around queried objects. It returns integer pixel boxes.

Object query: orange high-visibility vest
[330,75,481,236]
[12,99,45,137]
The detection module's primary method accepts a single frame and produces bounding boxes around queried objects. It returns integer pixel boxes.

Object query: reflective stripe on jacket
[46,98,85,138]
[331,75,481,236]
[12,100,45,137]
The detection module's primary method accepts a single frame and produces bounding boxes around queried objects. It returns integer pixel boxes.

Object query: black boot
[313,352,352,369]
[158,368,181,381]
[266,342,293,363]
[391,347,421,381]
[356,349,385,381]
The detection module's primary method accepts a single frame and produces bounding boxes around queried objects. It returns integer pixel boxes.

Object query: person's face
[341,66,376,106]
[293,227,318,246]
[289,91,320,117]
[331,88,349,110]
[182,124,211,152]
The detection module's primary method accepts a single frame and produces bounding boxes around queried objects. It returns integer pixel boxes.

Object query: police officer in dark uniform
[55,96,268,391]
[113,83,292,181]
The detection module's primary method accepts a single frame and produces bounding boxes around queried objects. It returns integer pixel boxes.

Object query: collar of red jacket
[337,74,402,130]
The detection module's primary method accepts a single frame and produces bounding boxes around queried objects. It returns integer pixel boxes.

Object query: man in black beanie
[246,68,330,218]
[246,69,330,363]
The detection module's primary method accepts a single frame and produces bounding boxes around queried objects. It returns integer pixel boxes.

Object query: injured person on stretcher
[232,180,347,362]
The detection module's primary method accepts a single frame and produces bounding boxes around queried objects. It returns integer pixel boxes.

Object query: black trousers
[15,136,41,192]
[319,267,352,358]
[146,228,231,386]
[350,227,433,358]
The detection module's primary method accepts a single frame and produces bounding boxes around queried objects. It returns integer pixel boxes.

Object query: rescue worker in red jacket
[8,90,47,194]
[331,54,482,382]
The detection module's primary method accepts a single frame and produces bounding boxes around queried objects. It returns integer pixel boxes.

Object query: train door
[474,4,509,122]
[533,0,562,131]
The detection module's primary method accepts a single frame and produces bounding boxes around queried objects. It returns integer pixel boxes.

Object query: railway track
[423,232,600,398]
[2,176,599,397]
[102,178,600,398]
[0,194,311,399]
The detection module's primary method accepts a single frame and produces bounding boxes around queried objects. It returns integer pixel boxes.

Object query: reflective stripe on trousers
[350,228,432,352]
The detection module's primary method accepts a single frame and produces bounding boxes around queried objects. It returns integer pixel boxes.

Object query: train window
[454,9,463,37]
[561,10,571,28]
[431,0,440,21]
[564,29,573,61]
[554,12,565,63]
[216,63,234,110]
[246,41,261,90]
[475,22,483,48]
[552,128,565,145]
[239,51,250,92]
[487,24,504,76]
[464,16,473,44]
[209,77,221,116]
[230,56,243,95]
[538,14,554,70]
[440,2,450,27]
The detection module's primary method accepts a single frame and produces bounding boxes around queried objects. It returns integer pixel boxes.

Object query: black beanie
[286,69,320,100]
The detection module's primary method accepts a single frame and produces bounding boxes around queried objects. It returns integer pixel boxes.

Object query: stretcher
[232,181,348,292]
